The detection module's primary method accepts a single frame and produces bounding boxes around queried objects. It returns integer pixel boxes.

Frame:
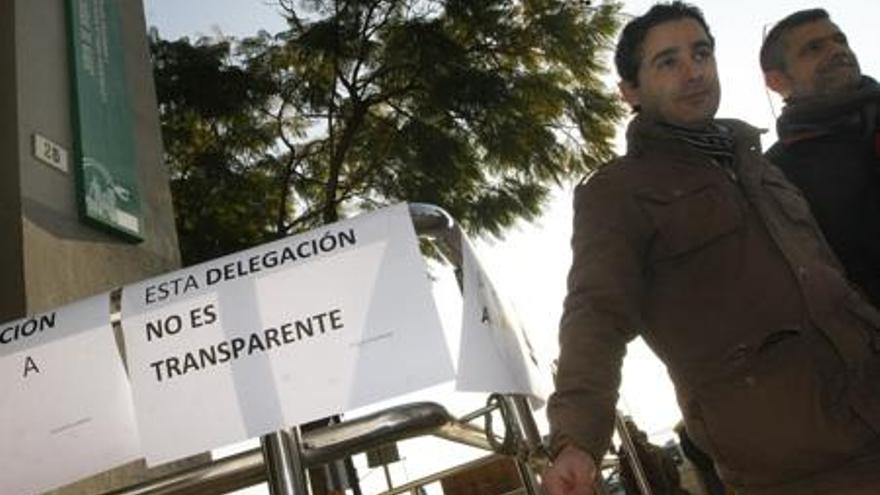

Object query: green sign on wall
[67,0,142,241]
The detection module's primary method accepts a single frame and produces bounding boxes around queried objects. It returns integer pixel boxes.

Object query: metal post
[382,464,394,491]
[614,412,653,495]
[499,395,544,495]
[261,428,310,495]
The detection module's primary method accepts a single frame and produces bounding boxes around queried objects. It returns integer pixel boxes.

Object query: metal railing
[98,204,548,495]
[99,400,541,495]
[97,203,653,495]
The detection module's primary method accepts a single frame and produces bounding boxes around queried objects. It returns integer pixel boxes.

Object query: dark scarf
[661,122,737,175]
[777,76,880,144]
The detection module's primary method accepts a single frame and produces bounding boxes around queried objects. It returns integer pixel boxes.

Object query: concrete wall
[1,1,204,493]
[13,0,180,315]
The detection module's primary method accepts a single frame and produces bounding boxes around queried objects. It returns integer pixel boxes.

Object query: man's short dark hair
[759,9,830,72]
[614,2,715,87]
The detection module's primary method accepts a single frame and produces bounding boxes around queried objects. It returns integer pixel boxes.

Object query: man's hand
[542,445,598,495]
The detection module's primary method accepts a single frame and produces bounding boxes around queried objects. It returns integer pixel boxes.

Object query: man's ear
[764,69,792,98]
[618,80,640,109]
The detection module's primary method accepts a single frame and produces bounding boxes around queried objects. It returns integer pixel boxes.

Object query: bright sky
[142,1,879,493]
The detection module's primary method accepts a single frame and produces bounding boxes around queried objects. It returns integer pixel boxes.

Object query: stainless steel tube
[615,411,653,495]
[261,429,309,495]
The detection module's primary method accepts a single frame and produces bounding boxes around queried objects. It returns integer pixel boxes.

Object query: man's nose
[682,58,704,81]
[828,39,853,59]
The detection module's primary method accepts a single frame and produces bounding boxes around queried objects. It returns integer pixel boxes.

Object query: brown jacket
[547,116,880,492]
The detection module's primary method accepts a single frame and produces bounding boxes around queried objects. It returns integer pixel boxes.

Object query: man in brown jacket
[542,3,880,495]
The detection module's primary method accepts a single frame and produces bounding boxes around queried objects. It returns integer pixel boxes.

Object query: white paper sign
[0,294,141,495]
[122,203,454,465]
[457,235,551,405]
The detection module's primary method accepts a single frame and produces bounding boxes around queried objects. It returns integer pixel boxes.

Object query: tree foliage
[150,0,625,265]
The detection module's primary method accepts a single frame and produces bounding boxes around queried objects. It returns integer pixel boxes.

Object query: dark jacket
[766,82,880,308]
[547,115,880,494]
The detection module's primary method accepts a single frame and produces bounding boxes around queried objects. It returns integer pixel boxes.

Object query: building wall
[13,0,180,314]
[1,1,202,493]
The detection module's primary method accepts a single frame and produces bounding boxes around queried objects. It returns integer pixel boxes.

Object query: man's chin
[817,70,862,95]
[668,115,715,129]
[672,106,718,129]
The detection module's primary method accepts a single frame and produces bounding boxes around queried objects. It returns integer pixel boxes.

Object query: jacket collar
[777,76,880,144]
[625,114,763,162]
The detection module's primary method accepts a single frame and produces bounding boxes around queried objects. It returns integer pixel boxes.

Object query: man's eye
[658,58,676,68]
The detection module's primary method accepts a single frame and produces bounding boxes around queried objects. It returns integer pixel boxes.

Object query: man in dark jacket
[542,3,880,495]
[761,9,880,308]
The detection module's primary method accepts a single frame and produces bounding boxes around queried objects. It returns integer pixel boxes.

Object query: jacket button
[797,266,808,280]
[744,376,756,387]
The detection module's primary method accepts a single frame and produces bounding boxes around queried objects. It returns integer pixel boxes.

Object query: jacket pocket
[636,183,742,261]
[683,328,875,485]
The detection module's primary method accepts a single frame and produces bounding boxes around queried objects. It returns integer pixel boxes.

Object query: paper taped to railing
[121,203,454,465]
[456,235,551,405]
[0,294,141,495]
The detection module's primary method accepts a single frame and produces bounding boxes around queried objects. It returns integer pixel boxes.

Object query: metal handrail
[303,402,490,458]
[99,402,516,495]
[96,204,548,495]
[373,453,508,495]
